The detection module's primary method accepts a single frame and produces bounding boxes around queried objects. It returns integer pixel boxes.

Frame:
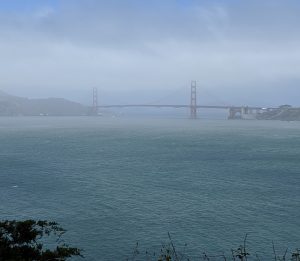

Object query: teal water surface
[0,117,299,260]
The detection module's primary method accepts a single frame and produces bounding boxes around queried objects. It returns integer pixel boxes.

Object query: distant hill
[257,105,300,121]
[0,91,90,116]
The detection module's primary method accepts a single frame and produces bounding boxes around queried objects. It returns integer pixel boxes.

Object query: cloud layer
[1,0,300,105]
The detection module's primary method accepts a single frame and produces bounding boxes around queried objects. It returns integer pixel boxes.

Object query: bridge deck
[96,105,266,110]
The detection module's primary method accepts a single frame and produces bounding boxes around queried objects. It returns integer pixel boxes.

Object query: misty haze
[0,1,300,261]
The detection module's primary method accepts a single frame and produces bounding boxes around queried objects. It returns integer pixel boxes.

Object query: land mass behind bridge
[0,90,89,116]
[257,105,300,121]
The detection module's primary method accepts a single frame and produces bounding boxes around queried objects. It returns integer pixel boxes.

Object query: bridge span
[96,104,264,110]
[92,82,277,119]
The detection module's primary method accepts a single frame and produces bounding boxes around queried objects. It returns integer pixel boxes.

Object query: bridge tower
[92,87,98,115]
[190,81,197,119]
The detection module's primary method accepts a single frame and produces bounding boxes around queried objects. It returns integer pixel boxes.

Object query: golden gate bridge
[91,81,277,119]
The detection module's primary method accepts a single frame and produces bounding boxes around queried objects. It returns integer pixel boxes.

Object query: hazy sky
[1,0,300,106]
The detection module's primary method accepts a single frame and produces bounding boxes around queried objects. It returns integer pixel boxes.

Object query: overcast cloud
[1,0,300,106]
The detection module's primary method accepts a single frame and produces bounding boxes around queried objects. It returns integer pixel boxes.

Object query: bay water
[0,117,299,260]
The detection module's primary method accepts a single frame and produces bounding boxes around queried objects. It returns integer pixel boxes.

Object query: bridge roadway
[96,104,266,110]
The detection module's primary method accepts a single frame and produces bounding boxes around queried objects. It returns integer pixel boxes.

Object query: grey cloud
[1,0,300,105]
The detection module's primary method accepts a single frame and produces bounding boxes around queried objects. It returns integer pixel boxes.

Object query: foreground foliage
[0,220,82,261]
[1,220,299,261]
[127,234,300,261]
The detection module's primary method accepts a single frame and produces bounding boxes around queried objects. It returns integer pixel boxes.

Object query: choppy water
[0,117,299,260]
